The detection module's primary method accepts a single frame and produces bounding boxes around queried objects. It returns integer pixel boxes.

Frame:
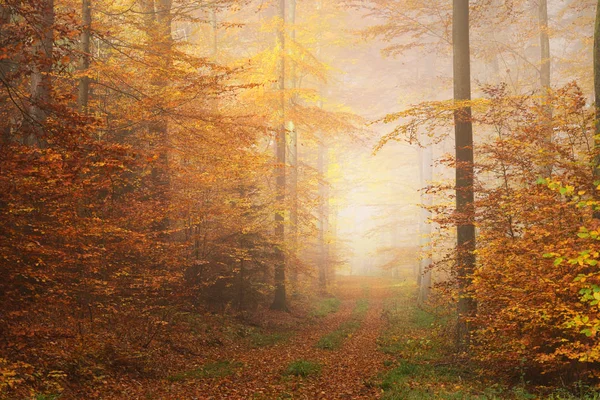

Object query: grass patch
[167,360,242,382]
[316,298,369,350]
[311,297,341,318]
[283,359,322,378]
[248,331,290,348]
[376,283,600,400]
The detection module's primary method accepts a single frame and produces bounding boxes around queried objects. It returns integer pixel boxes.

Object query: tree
[594,0,600,217]
[453,0,476,351]
[78,0,92,110]
[418,139,432,305]
[271,0,288,311]
[27,0,54,146]
[289,0,299,285]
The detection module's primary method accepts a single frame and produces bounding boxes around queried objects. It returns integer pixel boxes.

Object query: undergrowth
[283,360,322,378]
[377,281,600,400]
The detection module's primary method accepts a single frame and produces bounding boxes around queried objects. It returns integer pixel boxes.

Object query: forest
[1,0,600,398]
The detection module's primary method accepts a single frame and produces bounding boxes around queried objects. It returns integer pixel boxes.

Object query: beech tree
[271,0,288,311]
[453,0,476,350]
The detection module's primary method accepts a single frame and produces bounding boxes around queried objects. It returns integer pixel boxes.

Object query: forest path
[148,276,395,399]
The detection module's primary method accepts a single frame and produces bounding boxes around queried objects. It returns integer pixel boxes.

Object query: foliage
[377,76,600,386]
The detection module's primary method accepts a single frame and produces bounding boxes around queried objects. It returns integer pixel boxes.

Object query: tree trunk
[418,140,433,305]
[594,0,600,220]
[140,0,172,230]
[317,138,328,294]
[538,0,551,89]
[271,0,288,311]
[0,4,14,143]
[27,0,54,147]
[315,0,328,295]
[78,0,92,111]
[453,0,476,352]
[211,6,218,58]
[289,0,299,286]
[538,0,553,176]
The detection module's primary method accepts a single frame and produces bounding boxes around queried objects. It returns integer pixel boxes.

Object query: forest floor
[59,275,596,400]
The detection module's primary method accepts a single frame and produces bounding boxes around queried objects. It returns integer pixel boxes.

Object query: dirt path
[196,276,391,399]
[106,276,393,399]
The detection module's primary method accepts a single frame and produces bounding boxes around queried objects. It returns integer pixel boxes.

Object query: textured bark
[453,0,476,351]
[271,0,288,311]
[78,0,92,111]
[0,3,14,143]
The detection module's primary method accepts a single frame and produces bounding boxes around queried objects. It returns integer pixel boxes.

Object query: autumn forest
[1,0,600,398]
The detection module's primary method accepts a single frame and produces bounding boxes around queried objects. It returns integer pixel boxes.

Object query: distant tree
[271,0,288,311]
[594,0,600,219]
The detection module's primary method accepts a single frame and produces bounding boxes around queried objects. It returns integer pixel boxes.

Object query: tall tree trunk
[418,140,432,305]
[289,0,299,286]
[28,0,54,147]
[317,137,328,294]
[593,0,600,220]
[538,0,553,175]
[78,0,92,111]
[211,6,218,58]
[315,0,328,295]
[271,0,288,311]
[0,3,14,143]
[453,0,476,352]
[140,0,172,230]
[539,0,550,90]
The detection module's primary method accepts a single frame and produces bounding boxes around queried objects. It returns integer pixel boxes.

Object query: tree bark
[315,0,328,295]
[538,0,553,176]
[27,0,54,147]
[453,0,476,352]
[289,0,298,285]
[211,6,218,58]
[593,0,600,219]
[539,0,550,90]
[317,137,328,294]
[418,140,432,305]
[78,0,92,111]
[271,0,288,311]
[140,0,172,229]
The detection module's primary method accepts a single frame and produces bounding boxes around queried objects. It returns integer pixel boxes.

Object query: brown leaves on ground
[69,276,392,399]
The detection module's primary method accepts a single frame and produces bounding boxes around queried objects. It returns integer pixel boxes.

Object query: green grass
[316,298,369,350]
[376,283,600,400]
[283,359,322,378]
[166,360,242,382]
[311,297,341,318]
[248,331,290,348]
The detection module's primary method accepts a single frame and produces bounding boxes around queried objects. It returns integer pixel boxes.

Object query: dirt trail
[200,276,392,399]
[112,276,393,399]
